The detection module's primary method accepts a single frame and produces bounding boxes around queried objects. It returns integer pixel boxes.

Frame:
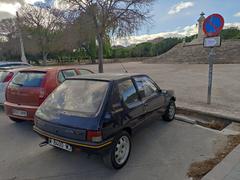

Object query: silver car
[0,62,31,68]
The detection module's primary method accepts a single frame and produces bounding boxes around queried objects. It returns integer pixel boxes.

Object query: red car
[4,66,93,122]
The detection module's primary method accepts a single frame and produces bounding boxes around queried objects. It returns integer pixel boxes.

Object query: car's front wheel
[103,131,131,169]
[163,100,176,121]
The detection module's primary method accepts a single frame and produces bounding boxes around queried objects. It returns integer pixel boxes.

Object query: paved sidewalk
[177,101,240,122]
[203,144,240,180]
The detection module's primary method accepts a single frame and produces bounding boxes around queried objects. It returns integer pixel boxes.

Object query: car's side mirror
[139,90,145,98]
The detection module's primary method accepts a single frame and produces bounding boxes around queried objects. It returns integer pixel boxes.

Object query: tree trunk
[42,52,48,66]
[91,58,96,64]
[97,34,104,73]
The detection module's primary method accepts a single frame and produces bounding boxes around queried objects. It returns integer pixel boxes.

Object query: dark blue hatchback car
[33,73,176,169]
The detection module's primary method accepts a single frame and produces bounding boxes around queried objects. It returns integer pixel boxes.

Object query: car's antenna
[121,63,128,73]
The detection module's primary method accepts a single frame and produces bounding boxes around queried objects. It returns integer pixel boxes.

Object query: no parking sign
[203,14,224,37]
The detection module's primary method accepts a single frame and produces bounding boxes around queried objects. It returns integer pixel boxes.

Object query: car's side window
[58,69,78,83]
[118,79,139,106]
[134,76,158,99]
[79,69,93,75]
[58,71,65,83]
[62,69,78,77]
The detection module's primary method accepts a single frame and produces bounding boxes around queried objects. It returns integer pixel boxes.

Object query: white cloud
[168,1,194,15]
[53,0,71,10]
[0,0,44,18]
[234,12,240,17]
[24,0,43,4]
[0,2,21,15]
[112,24,198,46]
[224,22,240,29]
[112,22,240,46]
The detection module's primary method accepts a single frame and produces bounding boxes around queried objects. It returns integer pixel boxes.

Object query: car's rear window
[11,72,46,87]
[36,80,109,118]
[0,71,9,82]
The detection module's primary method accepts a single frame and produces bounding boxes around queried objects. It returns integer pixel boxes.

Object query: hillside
[144,40,240,64]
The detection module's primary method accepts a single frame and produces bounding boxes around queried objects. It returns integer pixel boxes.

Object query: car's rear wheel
[163,100,176,121]
[9,117,24,123]
[103,131,131,169]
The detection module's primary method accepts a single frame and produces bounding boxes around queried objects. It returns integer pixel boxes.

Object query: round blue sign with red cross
[203,14,224,37]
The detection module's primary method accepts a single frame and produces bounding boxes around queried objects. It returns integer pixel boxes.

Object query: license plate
[48,138,72,152]
[12,109,27,117]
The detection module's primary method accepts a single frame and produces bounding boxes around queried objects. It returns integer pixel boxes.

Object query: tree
[63,0,154,72]
[0,18,17,39]
[221,27,240,40]
[0,18,21,60]
[19,4,65,65]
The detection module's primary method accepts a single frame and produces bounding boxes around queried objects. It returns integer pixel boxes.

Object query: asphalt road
[81,62,240,117]
[0,109,227,180]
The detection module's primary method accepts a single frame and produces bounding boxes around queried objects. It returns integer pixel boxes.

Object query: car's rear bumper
[33,126,113,154]
[4,101,38,121]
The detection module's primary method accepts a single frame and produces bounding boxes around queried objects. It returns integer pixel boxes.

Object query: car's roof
[19,66,79,72]
[67,73,146,81]
[0,67,30,72]
[0,61,29,65]
[0,66,32,71]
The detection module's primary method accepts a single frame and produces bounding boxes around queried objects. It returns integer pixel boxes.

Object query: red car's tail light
[87,130,102,142]
[39,76,47,101]
[39,88,46,99]
[3,72,14,83]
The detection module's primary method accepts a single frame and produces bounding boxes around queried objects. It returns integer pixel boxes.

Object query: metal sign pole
[207,48,214,104]
[203,13,224,104]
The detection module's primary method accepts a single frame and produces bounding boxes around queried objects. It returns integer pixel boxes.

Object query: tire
[163,100,176,121]
[103,131,131,169]
[10,117,24,123]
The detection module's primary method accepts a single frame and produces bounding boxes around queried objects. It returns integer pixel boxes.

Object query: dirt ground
[187,135,240,180]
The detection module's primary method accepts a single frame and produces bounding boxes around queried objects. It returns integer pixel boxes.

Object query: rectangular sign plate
[12,109,27,117]
[204,36,221,48]
[48,138,73,152]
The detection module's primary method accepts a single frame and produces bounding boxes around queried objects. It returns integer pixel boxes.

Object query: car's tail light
[39,88,46,99]
[87,130,102,142]
[3,72,14,83]
[39,76,47,101]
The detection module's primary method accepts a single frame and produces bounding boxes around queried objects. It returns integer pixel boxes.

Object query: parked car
[0,62,31,68]
[4,66,92,122]
[0,67,31,105]
[33,73,176,169]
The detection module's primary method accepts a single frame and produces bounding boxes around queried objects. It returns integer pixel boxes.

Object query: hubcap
[114,136,130,165]
[168,103,176,119]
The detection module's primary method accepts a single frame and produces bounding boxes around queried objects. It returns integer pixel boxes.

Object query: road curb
[177,106,240,123]
[202,144,240,180]
[175,114,196,124]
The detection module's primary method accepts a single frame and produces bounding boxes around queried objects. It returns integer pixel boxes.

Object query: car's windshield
[36,80,109,119]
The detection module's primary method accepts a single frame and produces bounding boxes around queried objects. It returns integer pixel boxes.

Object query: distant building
[184,12,206,46]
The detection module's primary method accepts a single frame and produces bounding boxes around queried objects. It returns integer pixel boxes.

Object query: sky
[0,0,240,45]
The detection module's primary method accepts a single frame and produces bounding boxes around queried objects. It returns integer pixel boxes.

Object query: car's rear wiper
[12,82,23,87]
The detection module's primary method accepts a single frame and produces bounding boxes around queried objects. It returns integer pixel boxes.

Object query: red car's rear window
[10,71,46,87]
